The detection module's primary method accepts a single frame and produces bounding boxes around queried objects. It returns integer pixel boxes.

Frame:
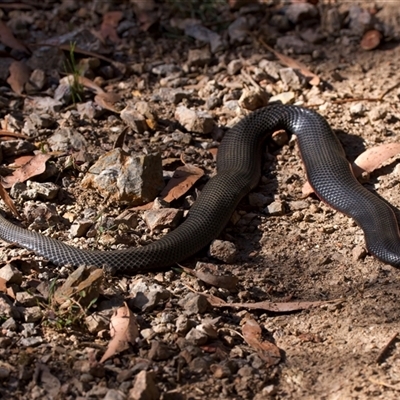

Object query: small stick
[376,332,399,364]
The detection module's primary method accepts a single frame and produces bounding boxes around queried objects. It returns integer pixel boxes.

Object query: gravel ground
[2,1,400,399]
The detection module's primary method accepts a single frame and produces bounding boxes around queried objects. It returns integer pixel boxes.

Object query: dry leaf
[131,0,159,31]
[160,164,204,203]
[0,181,20,218]
[352,143,400,176]
[201,291,341,312]
[302,143,400,196]
[100,11,123,43]
[242,317,281,367]
[0,20,29,53]
[7,60,30,94]
[94,92,121,113]
[100,303,139,363]
[2,153,52,188]
[0,277,7,294]
[182,264,238,290]
[261,39,320,86]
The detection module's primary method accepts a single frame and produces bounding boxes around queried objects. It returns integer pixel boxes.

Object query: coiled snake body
[1,104,400,273]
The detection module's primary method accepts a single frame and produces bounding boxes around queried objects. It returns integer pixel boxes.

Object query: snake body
[1,104,400,273]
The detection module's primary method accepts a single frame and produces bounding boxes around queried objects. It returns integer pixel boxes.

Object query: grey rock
[227,59,243,75]
[151,63,181,76]
[322,7,342,36]
[276,35,314,55]
[176,315,194,335]
[24,202,59,229]
[82,148,164,205]
[206,96,222,110]
[248,193,271,208]
[279,68,302,91]
[129,370,160,400]
[15,292,38,307]
[368,106,387,121]
[349,5,373,36]
[115,209,138,229]
[352,245,367,261]
[180,293,209,315]
[24,96,63,114]
[285,3,318,24]
[238,88,269,111]
[209,239,237,263]
[130,279,171,311]
[185,328,208,346]
[300,28,325,44]
[258,60,281,81]
[0,297,20,319]
[27,181,60,200]
[85,312,110,334]
[148,340,174,361]
[185,23,224,53]
[0,139,36,157]
[104,389,126,400]
[290,200,309,211]
[76,101,103,120]
[175,106,214,134]
[187,47,212,68]
[228,16,249,44]
[48,127,87,152]
[189,357,211,374]
[143,208,183,232]
[2,317,18,331]
[265,200,285,216]
[23,306,42,322]
[156,87,193,105]
[70,219,93,238]
[269,91,295,105]
[54,76,72,103]
[29,69,46,90]
[20,336,43,347]
[0,264,23,285]
[350,102,366,117]
[120,104,148,134]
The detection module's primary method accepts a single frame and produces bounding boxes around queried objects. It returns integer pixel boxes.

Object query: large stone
[82,148,164,204]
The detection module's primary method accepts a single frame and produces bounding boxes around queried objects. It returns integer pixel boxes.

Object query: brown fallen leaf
[100,303,139,363]
[242,317,281,367]
[94,92,122,113]
[0,277,7,294]
[0,20,29,53]
[302,143,400,196]
[100,11,123,43]
[160,164,204,203]
[199,291,342,312]
[352,143,400,176]
[2,153,52,188]
[0,181,20,218]
[7,60,30,94]
[260,38,320,86]
[181,264,239,290]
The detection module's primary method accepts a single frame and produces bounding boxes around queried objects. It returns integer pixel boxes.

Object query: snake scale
[1,104,400,273]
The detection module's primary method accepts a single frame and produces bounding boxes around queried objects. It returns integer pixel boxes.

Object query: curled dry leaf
[100,303,139,363]
[0,277,7,294]
[182,264,238,290]
[0,182,20,218]
[302,143,400,196]
[7,60,30,95]
[160,164,204,203]
[242,317,281,367]
[352,143,400,176]
[2,153,52,189]
[0,20,29,53]
[100,11,123,43]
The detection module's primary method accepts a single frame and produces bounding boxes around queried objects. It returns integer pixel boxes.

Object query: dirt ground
[2,1,400,399]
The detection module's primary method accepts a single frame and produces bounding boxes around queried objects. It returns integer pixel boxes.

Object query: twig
[376,332,399,364]
[369,377,400,391]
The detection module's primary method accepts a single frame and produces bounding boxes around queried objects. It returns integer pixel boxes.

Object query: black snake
[1,104,400,273]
